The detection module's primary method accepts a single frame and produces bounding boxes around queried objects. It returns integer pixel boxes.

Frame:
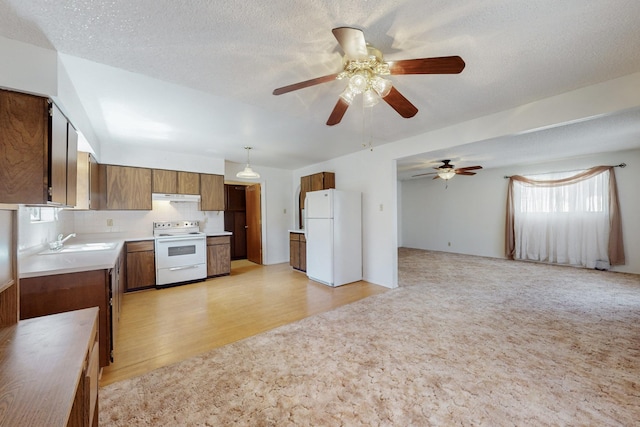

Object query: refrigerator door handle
[303,195,308,239]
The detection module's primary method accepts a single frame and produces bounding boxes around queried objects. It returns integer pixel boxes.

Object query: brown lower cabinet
[0,307,100,427]
[125,240,156,292]
[19,248,124,368]
[207,236,231,277]
[289,232,306,272]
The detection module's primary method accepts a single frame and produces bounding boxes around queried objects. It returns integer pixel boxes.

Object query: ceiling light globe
[348,73,368,94]
[340,87,356,104]
[371,76,392,98]
[438,169,456,180]
[362,89,380,108]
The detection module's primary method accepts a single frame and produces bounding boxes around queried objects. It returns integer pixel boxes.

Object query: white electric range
[153,220,207,287]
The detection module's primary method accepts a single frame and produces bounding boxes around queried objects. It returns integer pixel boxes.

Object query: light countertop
[19,236,126,279]
[20,230,233,279]
[205,231,232,236]
[289,229,305,234]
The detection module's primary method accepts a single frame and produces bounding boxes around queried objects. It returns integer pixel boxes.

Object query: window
[505,166,624,269]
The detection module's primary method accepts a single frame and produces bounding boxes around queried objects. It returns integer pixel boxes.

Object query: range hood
[152,193,201,202]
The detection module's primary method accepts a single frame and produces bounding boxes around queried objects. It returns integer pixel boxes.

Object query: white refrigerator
[305,189,362,287]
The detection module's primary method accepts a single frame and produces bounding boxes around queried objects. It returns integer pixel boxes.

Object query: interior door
[245,184,262,264]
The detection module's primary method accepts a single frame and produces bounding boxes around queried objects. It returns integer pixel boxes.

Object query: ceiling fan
[272,27,465,126]
[412,160,483,180]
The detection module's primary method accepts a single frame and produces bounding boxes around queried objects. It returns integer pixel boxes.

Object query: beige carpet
[100,249,640,426]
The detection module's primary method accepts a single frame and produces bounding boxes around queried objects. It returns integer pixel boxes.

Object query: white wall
[293,72,640,288]
[0,36,57,96]
[225,161,293,265]
[400,149,640,274]
[99,144,225,175]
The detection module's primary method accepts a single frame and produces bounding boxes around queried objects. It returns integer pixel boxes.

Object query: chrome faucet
[49,233,76,251]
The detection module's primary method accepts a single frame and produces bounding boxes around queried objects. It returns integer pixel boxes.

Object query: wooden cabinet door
[0,90,48,204]
[177,171,200,194]
[200,173,225,211]
[289,233,300,268]
[20,270,112,367]
[66,122,78,207]
[300,175,311,209]
[300,235,307,272]
[152,169,177,193]
[126,249,156,292]
[104,165,152,210]
[207,237,231,276]
[88,154,101,210]
[49,103,68,205]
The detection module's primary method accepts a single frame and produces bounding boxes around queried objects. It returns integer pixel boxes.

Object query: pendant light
[236,146,260,179]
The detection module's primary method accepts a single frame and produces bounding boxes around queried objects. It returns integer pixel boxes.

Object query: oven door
[155,236,207,286]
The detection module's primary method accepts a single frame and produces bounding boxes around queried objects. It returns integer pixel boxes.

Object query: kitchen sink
[38,242,118,255]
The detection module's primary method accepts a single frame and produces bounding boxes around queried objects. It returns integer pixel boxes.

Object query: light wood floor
[100,260,388,386]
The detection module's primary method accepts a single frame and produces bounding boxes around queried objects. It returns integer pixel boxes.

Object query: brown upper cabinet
[177,171,200,194]
[0,89,77,206]
[152,169,177,193]
[98,164,152,210]
[300,171,335,209]
[200,173,225,211]
[152,169,200,195]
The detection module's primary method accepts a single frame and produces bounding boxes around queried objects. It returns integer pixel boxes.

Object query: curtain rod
[503,163,626,179]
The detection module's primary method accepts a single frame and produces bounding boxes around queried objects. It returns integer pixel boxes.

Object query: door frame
[224,180,264,264]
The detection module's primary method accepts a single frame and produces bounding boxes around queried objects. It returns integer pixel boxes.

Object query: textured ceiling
[1,0,640,171]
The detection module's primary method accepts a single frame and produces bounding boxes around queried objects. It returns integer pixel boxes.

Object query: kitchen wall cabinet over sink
[0,88,78,206]
[99,164,152,210]
[125,240,156,292]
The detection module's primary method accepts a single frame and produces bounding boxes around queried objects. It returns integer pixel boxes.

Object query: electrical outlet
[448,241,451,246]
[283,208,287,214]
[107,219,113,227]
[379,204,384,211]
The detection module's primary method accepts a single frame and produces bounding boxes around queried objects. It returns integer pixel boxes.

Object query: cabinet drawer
[207,236,230,245]
[299,234,306,243]
[126,240,154,252]
[289,233,300,242]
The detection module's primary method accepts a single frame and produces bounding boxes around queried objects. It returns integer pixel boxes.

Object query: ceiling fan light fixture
[362,89,380,108]
[348,72,369,94]
[371,76,392,98]
[437,169,456,180]
[236,146,260,179]
[340,87,357,104]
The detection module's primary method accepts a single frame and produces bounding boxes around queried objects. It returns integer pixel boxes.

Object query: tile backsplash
[18,201,224,253]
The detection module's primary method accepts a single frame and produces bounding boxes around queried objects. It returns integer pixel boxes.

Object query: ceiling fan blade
[456,165,483,172]
[326,98,350,126]
[273,73,339,95]
[433,175,441,180]
[387,56,466,75]
[332,27,368,59]
[382,87,418,118]
[455,171,477,176]
[411,172,437,178]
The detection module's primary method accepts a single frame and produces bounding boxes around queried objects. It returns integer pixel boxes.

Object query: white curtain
[512,170,610,268]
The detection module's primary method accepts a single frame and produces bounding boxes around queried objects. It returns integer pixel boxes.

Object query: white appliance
[305,189,362,287]
[153,220,207,287]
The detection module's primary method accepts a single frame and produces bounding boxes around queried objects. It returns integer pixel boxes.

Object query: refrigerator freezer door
[306,217,334,286]
[305,189,333,219]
